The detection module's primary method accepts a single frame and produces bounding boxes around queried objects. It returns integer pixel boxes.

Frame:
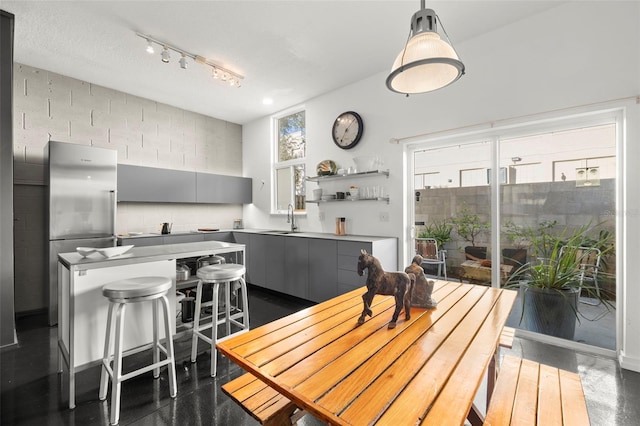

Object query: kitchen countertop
[236,229,395,242]
[58,240,245,270]
[118,229,394,243]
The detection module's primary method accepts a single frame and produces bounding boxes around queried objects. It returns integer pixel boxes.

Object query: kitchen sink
[263,230,295,235]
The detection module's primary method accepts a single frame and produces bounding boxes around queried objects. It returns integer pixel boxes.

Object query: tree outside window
[274,110,306,212]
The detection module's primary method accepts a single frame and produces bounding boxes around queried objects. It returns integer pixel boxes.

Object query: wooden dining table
[217,280,517,425]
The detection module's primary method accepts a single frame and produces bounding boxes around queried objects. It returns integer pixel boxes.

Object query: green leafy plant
[417,220,453,248]
[506,223,615,320]
[451,205,489,247]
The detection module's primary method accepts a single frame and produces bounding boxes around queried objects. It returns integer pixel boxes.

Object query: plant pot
[465,246,487,261]
[521,286,578,340]
[502,248,527,280]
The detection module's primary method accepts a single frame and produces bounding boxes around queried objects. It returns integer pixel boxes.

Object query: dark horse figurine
[357,249,414,329]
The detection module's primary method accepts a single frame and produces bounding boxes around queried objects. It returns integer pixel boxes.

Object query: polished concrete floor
[2,285,639,425]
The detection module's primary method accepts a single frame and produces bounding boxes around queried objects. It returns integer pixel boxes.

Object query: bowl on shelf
[353,156,376,172]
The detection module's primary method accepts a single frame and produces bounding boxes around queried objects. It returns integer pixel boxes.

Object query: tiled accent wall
[12,64,244,312]
[13,63,244,234]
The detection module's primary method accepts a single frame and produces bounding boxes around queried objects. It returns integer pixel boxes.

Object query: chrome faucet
[287,203,298,232]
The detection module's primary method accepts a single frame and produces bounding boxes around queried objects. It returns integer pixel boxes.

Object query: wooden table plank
[511,359,540,426]
[292,283,467,402]
[483,355,522,426]
[419,288,517,426]
[342,286,501,425]
[247,296,396,367]
[217,281,517,426]
[233,292,366,358]
[559,369,590,425]
[318,287,486,422]
[537,363,563,425]
[218,287,364,352]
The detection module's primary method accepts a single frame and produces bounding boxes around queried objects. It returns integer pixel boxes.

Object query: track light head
[161,46,170,63]
[179,54,188,69]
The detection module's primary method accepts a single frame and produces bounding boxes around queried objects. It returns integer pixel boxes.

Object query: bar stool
[190,264,249,377]
[99,276,177,425]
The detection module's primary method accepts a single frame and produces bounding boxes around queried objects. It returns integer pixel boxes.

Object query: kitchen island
[57,240,245,409]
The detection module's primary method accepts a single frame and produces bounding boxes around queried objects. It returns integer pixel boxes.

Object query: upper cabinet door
[196,173,252,204]
[117,165,196,203]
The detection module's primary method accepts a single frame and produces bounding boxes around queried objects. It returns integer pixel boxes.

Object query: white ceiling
[3,1,564,125]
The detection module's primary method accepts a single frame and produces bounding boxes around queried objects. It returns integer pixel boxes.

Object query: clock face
[332,111,363,149]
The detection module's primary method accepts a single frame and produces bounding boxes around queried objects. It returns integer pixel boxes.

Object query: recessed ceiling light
[262,98,274,105]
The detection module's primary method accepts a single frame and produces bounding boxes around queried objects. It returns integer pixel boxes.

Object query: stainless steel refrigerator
[47,141,117,325]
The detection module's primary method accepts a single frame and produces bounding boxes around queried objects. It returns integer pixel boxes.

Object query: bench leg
[487,350,498,408]
[467,404,484,426]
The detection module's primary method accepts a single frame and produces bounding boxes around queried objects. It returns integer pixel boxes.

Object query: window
[274,109,306,212]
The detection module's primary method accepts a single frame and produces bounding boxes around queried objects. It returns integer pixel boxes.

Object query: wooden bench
[221,372,305,425]
[224,326,517,426]
[484,355,590,425]
[499,326,515,349]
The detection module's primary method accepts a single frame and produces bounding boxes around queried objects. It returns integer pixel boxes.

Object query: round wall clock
[332,111,363,149]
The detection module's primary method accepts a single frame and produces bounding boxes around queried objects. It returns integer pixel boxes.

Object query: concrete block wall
[12,63,245,313]
[415,179,616,276]
[13,63,244,234]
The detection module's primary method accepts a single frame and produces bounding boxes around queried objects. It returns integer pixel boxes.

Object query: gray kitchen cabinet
[283,237,309,299]
[337,241,369,294]
[196,173,252,204]
[233,232,256,284]
[163,233,205,244]
[247,233,267,288]
[226,232,396,303]
[308,239,337,302]
[204,231,233,242]
[117,164,252,204]
[117,164,196,203]
[264,235,286,293]
[117,236,161,247]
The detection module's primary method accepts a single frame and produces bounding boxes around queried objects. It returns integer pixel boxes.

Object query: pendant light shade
[386,1,464,94]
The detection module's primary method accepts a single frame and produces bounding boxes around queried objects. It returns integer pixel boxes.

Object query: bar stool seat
[99,276,177,425]
[191,263,249,377]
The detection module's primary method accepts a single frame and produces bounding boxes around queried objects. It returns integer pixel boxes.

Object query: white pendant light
[386,0,465,95]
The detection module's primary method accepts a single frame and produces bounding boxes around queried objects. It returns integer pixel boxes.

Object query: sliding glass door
[411,116,618,351]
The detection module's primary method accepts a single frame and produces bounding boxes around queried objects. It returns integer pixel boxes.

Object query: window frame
[271,106,306,215]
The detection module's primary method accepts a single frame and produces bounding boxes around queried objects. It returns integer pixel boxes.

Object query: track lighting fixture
[136,32,244,88]
[161,46,170,63]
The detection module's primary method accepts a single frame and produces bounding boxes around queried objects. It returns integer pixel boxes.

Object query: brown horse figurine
[357,249,413,329]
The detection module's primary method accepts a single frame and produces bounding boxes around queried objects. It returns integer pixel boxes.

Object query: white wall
[243,1,640,370]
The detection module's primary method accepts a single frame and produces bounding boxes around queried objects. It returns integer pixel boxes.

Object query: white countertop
[58,240,245,270]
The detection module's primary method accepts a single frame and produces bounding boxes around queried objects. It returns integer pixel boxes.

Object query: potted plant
[451,205,490,260]
[502,221,528,270]
[416,220,453,249]
[506,223,614,339]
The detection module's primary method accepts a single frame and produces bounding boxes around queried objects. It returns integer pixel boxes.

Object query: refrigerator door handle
[111,190,117,243]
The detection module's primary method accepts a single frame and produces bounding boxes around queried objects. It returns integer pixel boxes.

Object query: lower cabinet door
[308,239,338,302]
[284,238,309,299]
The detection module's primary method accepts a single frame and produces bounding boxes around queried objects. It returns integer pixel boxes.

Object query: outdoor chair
[560,245,602,306]
[416,238,447,279]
